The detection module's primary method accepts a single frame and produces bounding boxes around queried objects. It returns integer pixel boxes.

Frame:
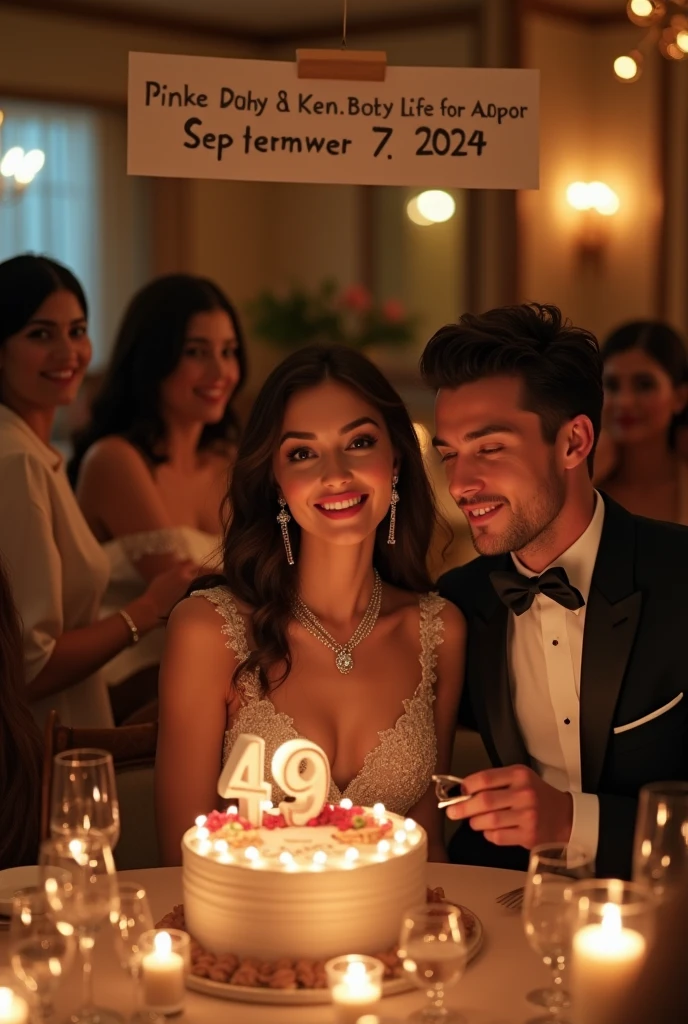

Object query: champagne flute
[633,781,688,900]
[398,903,467,1023]
[50,749,120,848]
[40,833,123,1024]
[111,884,157,1023]
[522,843,594,1022]
[9,888,76,1022]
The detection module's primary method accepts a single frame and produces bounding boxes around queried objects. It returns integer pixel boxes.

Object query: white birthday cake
[181,802,427,961]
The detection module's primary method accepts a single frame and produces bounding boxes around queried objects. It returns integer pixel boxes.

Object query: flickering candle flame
[141,931,186,1014]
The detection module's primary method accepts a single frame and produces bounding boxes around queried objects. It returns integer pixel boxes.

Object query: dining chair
[41,710,160,869]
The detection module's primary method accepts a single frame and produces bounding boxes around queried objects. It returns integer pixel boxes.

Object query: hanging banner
[128,52,539,189]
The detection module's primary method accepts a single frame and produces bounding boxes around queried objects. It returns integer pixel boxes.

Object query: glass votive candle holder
[138,930,190,1016]
[0,972,30,1024]
[325,955,384,1024]
[568,879,656,1024]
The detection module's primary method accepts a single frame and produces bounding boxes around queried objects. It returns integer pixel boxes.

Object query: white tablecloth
[1,863,545,1023]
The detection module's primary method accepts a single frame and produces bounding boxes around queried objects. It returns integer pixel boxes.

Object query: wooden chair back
[40,710,158,842]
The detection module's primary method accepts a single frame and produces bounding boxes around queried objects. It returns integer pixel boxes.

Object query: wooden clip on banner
[296,48,387,82]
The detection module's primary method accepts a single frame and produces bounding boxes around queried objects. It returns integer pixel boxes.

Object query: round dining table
[2,863,547,1023]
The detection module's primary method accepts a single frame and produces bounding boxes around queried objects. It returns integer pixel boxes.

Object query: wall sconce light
[406,189,456,226]
[566,181,620,262]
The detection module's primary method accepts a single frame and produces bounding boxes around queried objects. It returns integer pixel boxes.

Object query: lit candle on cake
[326,956,384,1024]
[0,988,29,1024]
[571,902,647,1024]
[141,931,186,1014]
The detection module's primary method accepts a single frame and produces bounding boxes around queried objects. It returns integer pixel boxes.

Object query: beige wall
[519,13,664,343]
[0,5,477,390]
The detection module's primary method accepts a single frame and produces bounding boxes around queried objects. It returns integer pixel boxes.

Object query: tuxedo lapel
[471,559,530,768]
[580,497,642,792]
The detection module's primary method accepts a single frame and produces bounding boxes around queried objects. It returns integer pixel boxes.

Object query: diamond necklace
[292,570,383,675]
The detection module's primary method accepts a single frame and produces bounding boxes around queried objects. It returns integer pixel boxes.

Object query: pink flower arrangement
[341,284,373,313]
[249,279,414,350]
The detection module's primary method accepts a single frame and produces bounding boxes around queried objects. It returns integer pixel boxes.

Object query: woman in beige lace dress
[156,346,465,865]
[69,275,246,721]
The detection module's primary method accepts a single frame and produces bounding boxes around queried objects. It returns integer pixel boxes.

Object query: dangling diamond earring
[387,475,399,546]
[277,496,295,565]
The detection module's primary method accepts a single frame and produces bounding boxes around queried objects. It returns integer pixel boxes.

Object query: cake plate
[186,904,483,1005]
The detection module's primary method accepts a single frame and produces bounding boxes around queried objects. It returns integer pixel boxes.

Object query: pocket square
[613,692,684,735]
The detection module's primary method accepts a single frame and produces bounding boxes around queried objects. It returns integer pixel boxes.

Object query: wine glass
[40,833,123,1024]
[522,843,594,1022]
[50,749,120,848]
[633,781,688,900]
[9,887,76,1021]
[111,884,156,1023]
[398,903,467,1023]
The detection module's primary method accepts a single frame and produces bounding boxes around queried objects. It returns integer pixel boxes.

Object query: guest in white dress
[156,345,466,866]
[68,275,245,720]
[0,256,198,729]
[596,320,688,524]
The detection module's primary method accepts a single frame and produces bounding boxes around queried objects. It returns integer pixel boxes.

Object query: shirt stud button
[552,640,559,646]
[564,718,571,725]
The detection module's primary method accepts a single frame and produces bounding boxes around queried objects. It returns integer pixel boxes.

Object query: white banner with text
[128,53,539,189]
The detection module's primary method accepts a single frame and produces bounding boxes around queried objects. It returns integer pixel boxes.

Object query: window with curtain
[0,100,103,348]
[0,98,151,366]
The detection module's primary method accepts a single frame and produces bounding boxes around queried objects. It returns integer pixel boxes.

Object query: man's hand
[446,765,573,849]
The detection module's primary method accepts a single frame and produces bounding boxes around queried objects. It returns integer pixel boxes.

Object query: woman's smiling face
[273,379,397,547]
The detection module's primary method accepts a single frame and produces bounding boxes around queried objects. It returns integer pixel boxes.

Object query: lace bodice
[191,587,445,816]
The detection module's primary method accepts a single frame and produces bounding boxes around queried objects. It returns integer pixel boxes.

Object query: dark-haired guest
[421,303,688,879]
[69,276,245,712]
[0,556,42,869]
[596,320,688,523]
[156,344,465,866]
[0,255,197,728]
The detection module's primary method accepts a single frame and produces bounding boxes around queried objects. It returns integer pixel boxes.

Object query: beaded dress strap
[418,592,445,689]
[190,586,250,661]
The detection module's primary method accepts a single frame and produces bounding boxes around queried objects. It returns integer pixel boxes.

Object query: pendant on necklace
[335,649,354,674]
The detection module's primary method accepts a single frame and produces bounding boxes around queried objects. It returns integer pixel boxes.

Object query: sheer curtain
[0,98,151,366]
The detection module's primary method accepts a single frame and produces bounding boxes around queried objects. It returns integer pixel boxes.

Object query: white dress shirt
[0,403,113,729]
[508,492,605,859]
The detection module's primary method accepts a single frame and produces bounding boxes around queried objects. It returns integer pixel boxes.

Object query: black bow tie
[490,566,585,616]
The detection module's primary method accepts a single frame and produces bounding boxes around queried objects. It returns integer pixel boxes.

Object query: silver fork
[496,886,524,910]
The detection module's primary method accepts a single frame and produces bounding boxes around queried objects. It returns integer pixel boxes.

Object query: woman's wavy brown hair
[208,344,436,693]
[0,557,42,868]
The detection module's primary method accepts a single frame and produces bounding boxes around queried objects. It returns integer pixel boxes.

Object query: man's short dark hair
[420,303,603,472]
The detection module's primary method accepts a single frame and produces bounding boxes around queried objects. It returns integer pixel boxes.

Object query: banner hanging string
[342,0,348,49]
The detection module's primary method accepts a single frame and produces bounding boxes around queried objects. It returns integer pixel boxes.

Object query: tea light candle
[141,931,185,1014]
[571,902,647,1024]
[0,988,29,1024]
[332,961,381,1024]
[326,957,384,1024]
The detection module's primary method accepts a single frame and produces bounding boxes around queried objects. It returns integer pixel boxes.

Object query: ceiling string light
[615,1,688,81]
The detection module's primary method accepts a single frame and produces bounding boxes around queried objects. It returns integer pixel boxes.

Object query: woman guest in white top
[67,275,245,722]
[0,255,197,729]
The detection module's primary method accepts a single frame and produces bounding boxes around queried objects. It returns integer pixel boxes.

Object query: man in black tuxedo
[421,303,688,879]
